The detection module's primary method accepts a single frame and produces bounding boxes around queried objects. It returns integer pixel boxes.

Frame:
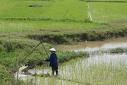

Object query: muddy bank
[56,37,127,51]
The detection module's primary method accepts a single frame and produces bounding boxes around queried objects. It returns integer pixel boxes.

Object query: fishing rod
[41,43,50,58]
[22,41,43,61]
[21,40,50,65]
[22,41,50,85]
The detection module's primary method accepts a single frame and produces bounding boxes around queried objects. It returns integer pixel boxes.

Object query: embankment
[28,23,127,44]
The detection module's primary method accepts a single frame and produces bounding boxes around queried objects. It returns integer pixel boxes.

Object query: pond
[16,38,127,85]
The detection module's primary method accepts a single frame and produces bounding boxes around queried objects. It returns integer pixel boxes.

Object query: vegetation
[110,48,127,53]
[0,65,14,85]
[0,39,84,85]
[0,0,127,84]
[0,0,127,33]
[30,56,127,85]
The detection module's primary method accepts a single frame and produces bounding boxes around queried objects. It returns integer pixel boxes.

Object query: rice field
[1,0,127,85]
[0,20,101,33]
[22,53,127,85]
[0,0,127,21]
[0,0,127,32]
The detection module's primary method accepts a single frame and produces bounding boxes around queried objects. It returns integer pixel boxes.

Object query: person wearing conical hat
[49,48,58,76]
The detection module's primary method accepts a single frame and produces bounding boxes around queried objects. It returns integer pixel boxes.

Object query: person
[49,48,58,76]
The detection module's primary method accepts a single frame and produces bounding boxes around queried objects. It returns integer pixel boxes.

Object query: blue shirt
[49,53,58,66]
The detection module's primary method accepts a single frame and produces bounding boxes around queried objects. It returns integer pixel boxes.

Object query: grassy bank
[0,20,127,44]
[0,39,67,70]
[27,21,127,44]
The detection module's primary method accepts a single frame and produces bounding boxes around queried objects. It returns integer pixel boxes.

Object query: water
[16,40,127,85]
[74,42,127,53]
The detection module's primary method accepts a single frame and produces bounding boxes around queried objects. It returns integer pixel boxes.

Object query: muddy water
[57,37,127,51]
[16,38,127,85]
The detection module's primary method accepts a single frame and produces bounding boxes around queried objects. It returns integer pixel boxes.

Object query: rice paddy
[16,41,127,85]
[20,53,127,85]
[1,0,127,85]
[0,0,127,33]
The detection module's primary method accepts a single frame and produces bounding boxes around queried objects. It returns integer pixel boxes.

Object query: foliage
[0,65,13,85]
[0,0,127,84]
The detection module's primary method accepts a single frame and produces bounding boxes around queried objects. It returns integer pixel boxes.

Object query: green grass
[29,58,127,85]
[0,0,87,21]
[0,38,81,71]
[90,2,127,22]
[0,0,127,84]
[0,39,83,84]
[0,0,127,69]
[0,20,101,33]
[0,64,14,85]
[0,0,127,33]
[0,0,127,22]
[58,60,127,85]
[0,38,49,71]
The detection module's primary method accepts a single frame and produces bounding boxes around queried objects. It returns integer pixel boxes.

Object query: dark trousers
[51,65,58,76]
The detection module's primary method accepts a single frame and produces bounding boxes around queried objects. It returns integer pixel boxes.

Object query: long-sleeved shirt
[49,53,58,67]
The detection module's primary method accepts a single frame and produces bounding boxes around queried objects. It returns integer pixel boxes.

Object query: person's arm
[45,54,51,61]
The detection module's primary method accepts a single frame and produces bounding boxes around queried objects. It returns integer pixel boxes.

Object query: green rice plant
[0,0,127,36]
